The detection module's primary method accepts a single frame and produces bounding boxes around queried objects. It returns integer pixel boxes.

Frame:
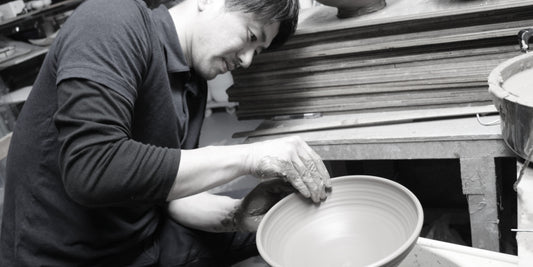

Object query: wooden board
[251,24,528,63]
[233,105,498,138]
[228,0,531,120]
[229,82,486,100]
[290,0,532,44]
[235,46,517,77]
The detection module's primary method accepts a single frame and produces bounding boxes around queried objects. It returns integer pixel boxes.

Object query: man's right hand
[246,136,331,203]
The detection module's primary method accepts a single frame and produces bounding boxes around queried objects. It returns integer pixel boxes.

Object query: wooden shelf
[0,0,83,34]
[0,37,48,71]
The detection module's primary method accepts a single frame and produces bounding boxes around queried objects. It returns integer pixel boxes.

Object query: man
[0,0,331,266]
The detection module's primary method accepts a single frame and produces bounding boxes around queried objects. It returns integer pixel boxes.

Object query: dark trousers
[156,218,258,267]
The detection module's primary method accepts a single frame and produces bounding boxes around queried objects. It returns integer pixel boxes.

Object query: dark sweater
[0,0,207,265]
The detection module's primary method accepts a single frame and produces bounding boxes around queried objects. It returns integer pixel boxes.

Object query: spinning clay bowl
[257,175,423,267]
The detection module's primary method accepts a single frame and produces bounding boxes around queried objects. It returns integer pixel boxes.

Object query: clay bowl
[257,175,423,267]
[315,0,387,18]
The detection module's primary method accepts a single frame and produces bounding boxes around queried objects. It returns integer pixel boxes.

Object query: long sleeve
[54,78,179,207]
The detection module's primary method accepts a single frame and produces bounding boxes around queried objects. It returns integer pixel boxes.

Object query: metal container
[488,29,533,160]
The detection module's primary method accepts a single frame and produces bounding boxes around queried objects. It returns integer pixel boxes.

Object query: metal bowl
[257,175,423,267]
[488,30,533,161]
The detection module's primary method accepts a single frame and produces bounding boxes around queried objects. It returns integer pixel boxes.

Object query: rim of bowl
[488,52,533,108]
[256,175,424,267]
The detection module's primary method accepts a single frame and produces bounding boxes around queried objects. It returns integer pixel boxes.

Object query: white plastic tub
[234,237,518,267]
[399,237,518,267]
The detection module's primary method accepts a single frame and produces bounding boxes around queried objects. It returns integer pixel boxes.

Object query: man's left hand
[231,178,296,232]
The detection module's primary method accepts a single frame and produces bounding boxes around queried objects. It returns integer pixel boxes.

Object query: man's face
[191,1,280,80]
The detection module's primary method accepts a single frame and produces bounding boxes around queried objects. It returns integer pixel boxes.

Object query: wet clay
[252,156,295,180]
[502,67,533,98]
[229,179,295,232]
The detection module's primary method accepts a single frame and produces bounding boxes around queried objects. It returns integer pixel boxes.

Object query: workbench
[245,113,515,252]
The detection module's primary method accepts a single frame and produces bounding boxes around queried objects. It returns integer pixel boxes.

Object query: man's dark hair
[149,0,299,49]
[225,0,299,50]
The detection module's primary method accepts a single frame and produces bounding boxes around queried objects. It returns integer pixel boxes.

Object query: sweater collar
[152,5,190,74]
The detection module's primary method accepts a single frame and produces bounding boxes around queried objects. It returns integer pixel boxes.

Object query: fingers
[249,136,331,203]
[287,156,319,203]
[294,138,330,202]
[302,152,330,201]
[283,164,312,200]
[301,142,332,188]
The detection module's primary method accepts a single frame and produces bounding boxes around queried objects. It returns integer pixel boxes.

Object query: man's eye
[250,31,257,42]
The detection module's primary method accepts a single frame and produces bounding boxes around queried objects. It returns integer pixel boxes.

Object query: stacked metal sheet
[228,0,533,120]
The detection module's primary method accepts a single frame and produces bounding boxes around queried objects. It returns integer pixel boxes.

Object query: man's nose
[238,48,255,69]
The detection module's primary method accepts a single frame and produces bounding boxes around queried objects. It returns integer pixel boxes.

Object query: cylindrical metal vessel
[488,28,533,160]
